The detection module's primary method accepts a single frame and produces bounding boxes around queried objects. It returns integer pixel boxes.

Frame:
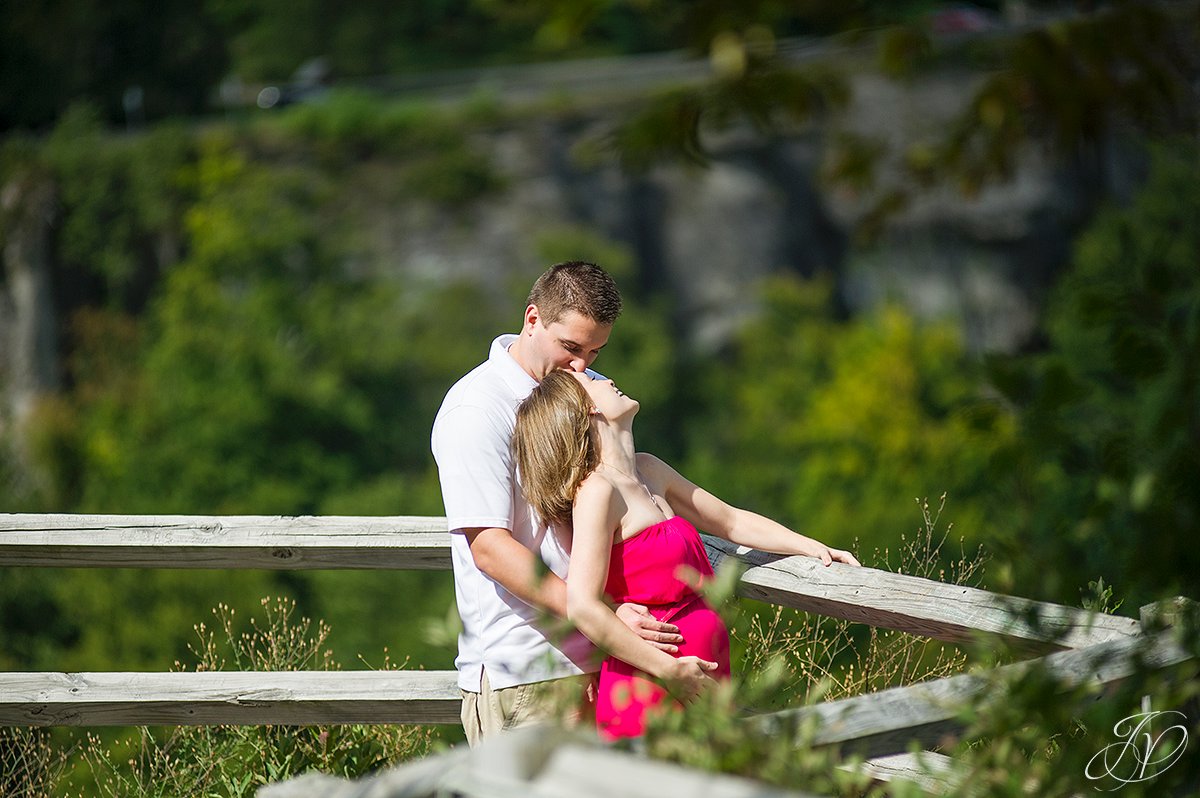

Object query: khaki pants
[460,669,593,747]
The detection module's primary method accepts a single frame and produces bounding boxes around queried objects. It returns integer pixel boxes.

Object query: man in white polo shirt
[431,262,683,745]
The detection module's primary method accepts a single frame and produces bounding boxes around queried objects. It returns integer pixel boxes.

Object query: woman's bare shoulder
[573,471,629,532]
[575,469,618,508]
[635,452,677,484]
[635,451,668,469]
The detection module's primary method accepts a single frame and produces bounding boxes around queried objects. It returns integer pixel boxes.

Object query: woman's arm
[640,453,861,566]
[567,475,718,700]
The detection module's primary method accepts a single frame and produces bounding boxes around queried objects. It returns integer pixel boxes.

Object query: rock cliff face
[0,62,1146,437]
[360,69,1142,356]
[0,172,58,436]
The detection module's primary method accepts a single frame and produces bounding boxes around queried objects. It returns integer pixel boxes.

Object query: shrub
[59,597,435,797]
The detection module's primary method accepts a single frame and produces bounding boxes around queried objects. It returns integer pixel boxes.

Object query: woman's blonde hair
[513,370,598,526]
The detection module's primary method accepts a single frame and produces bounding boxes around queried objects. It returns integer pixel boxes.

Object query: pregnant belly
[596,597,731,739]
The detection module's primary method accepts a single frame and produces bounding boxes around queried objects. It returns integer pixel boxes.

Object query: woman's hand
[664,656,719,703]
[809,544,861,567]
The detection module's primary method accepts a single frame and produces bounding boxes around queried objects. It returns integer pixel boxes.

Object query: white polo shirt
[431,334,599,691]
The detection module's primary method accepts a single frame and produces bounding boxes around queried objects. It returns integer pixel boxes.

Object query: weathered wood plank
[0,670,462,726]
[0,514,450,570]
[847,752,960,791]
[756,628,1194,759]
[3,515,1143,649]
[526,743,826,798]
[260,725,830,798]
[703,536,1140,650]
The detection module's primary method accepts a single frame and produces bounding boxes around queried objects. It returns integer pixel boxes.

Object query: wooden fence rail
[0,514,1140,651]
[0,512,1190,784]
[0,514,450,570]
[758,625,1193,759]
[0,670,462,727]
[702,536,1140,652]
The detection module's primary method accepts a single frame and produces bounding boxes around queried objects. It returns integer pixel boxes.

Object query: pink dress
[595,516,732,739]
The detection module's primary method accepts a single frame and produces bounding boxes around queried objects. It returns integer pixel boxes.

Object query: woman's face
[569,371,639,421]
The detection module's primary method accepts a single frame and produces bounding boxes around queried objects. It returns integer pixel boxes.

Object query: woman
[512,370,860,739]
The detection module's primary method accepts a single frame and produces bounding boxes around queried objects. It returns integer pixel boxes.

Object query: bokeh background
[1,0,1197,724]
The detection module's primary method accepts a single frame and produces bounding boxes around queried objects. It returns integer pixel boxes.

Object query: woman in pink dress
[513,370,859,739]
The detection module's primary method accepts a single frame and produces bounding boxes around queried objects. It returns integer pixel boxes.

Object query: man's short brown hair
[527,261,622,326]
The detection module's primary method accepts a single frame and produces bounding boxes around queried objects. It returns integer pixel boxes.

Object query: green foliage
[215,0,559,80]
[1,597,440,796]
[640,673,874,796]
[3,54,1197,796]
[0,0,227,129]
[0,568,81,671]
[682,275,1015,557]
[4,112,512,675]
[55,597,435,797]
[627,495,979,796]
[38,105,194,311]
[303,570,456,671]
[270,92,454,159]
[736,494,984,710]
[602,61,850,172]
[54,135,498,517]
[1080,577,1122,615]
[77,137,340,513]
[262,91,507,206]
[627,549,1199,798]
[401,142,507,207]
[988,140,1200,607]
[923,611,1200,798]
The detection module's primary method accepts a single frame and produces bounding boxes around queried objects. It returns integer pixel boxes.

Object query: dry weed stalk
[70,596,434,797]
[737,493,988,704]
[0,727,70,798]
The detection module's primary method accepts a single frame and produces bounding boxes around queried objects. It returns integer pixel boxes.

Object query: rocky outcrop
[1,170,58,435]
[360,71,1139,354]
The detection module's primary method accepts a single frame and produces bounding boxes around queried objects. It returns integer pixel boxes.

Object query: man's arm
[463,526,683,652]
[463,526,566,613]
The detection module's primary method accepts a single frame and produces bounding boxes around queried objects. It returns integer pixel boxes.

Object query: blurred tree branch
[503,0,1200,223]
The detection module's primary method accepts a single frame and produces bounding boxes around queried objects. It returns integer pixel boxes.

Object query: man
[431,261,682,745]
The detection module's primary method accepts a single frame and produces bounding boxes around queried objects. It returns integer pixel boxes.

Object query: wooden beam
[703,536,1140,650]
[755,627,1193,759]
[2,515,1142,651]
[0,514,450,570]
[521,741,827,798]
[847,752,960,792]
[261,725,831,798]
[0,670,462,726]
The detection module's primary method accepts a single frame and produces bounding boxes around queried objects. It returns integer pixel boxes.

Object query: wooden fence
[1,513,1193,791]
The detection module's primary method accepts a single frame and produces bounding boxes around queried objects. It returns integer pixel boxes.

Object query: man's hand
[615,602,684,653]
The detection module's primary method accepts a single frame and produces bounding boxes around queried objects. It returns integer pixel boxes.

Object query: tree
[681,276,1015,560]
[0,1,228,130]
[988,140,1200,606]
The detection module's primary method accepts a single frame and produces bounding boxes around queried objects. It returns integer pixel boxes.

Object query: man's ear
[522,303,540,334]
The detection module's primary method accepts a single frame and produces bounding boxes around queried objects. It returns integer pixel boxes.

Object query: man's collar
[490,334,536,394]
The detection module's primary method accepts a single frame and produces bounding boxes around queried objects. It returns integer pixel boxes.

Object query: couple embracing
[431,262,859,745]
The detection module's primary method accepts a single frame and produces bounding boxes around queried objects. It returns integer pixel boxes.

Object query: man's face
[524,306,612,377]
